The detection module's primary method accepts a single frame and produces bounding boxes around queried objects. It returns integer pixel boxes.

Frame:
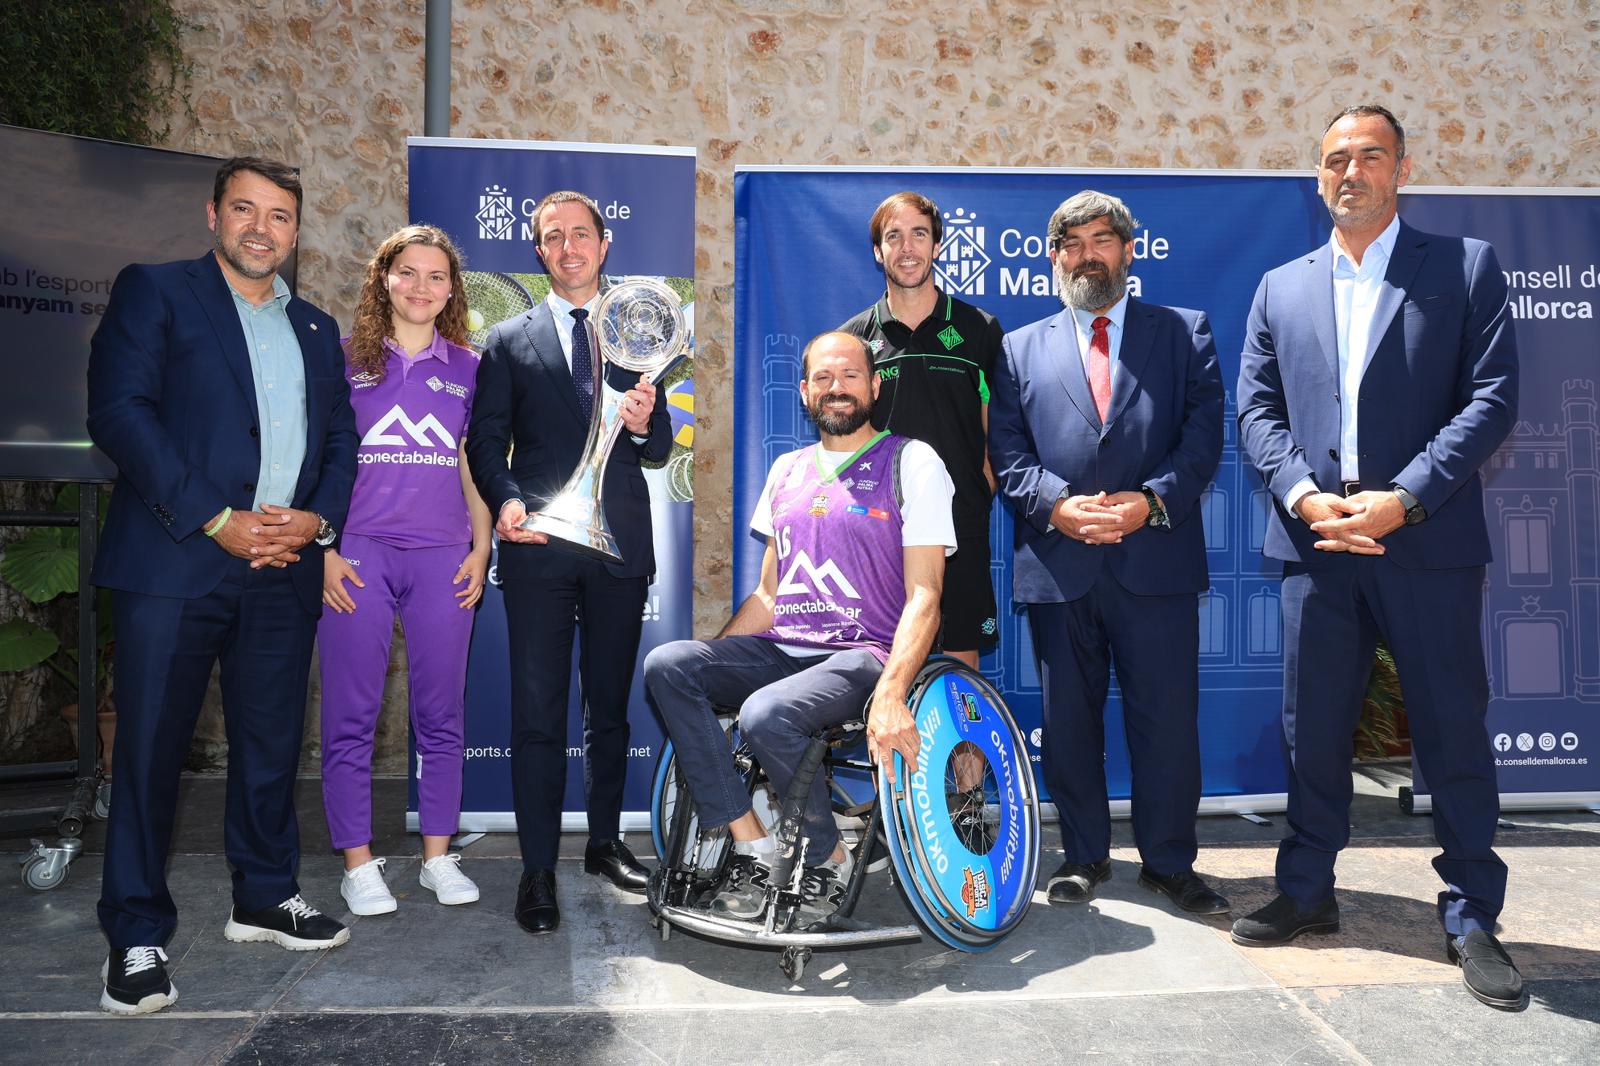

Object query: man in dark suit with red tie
[1234,105,1523,1011]
[989,190,1228,917]
[467,191,672,935]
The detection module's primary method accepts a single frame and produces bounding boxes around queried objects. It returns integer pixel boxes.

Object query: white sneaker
[419,853,480,905]
[340,857,397,916]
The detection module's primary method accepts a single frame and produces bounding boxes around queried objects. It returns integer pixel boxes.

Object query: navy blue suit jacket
[467,301,672,581]
[1236,222,1518,569]
[989,298,1224,603]
[86,253,357,614]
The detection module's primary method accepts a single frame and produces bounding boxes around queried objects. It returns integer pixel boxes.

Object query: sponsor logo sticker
[962,866,991,917]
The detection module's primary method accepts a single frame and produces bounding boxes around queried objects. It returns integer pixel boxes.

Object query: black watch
[1392,484,1426,526]
[1141,486,1171,530]
[313,513,337,546]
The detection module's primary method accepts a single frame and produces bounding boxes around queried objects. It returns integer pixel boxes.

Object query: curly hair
[346,224,469,380]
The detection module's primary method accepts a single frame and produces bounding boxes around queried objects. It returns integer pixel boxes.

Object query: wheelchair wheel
[879,658,1041,952]
[650,722,784,869]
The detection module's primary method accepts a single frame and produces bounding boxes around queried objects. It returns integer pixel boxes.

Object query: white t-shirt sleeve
[897,440,957,554]
[749,458,788,538]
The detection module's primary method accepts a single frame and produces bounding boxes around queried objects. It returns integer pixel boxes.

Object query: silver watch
[313,513,337,546]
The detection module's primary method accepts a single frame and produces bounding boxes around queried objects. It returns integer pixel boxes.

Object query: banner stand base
[409,794,1290,835]
[1399,787,1600,815]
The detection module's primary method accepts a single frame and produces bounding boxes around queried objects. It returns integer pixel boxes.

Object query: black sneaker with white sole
[224,895,351,950]
[101,946,177,1015]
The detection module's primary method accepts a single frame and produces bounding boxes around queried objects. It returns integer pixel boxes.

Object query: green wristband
[204,507,233,538]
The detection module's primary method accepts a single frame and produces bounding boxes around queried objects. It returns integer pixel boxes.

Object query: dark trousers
[1028,571,1202,875]
[643,636,883,866]
[501,562,647,872]
[99,562,316,949]
[1278,556,1505,934]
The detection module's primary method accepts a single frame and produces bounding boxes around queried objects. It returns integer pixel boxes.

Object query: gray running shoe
[711,852,771,920]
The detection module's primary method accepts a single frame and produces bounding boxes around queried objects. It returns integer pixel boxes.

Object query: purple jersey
[343,332,478,549]
[756,432,908,662]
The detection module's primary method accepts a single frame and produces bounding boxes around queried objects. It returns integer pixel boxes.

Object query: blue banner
[408,138,696,829]
[1400,191,1600,804]
[734,168,1600,809]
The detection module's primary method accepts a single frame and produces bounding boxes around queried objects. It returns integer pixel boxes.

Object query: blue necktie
[570,307,593,423]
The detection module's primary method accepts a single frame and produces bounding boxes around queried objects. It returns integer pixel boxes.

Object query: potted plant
[0,485,114,771]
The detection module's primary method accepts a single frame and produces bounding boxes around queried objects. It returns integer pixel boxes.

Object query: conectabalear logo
[935,207,990,297]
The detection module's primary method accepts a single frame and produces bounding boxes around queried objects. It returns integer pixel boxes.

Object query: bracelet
[204,507,233,538]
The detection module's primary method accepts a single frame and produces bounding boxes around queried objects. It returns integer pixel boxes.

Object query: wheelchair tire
[879,657,1041,952]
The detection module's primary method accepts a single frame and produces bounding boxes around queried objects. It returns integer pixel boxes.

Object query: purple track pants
[318,534,475,847]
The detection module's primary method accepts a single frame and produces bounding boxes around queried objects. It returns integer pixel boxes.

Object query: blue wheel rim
[881,659,1040,950]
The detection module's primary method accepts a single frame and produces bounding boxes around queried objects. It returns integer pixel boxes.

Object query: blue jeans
[643,637,882,865]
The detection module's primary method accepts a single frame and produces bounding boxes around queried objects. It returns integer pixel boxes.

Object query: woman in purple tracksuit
[319,225,492,915]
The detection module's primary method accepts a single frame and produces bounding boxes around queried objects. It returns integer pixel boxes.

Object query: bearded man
[988,190,1229,916]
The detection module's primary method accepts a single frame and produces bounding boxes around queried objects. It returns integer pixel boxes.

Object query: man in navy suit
[1233,105,1524,1010]
[467,190,671,935]
[87,157,357,1015]
[989,190,1228,916]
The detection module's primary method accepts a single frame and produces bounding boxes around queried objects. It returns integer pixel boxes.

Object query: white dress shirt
[1068,292,1130,392]
[545,289,600,372]
[1285,214,1401,516]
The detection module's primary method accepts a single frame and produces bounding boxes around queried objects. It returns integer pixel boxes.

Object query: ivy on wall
[0,0,190,144]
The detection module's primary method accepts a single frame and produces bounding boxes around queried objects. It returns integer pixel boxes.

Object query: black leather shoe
[1045,859,1112,904]
[515,869,559,935]
[1138,866,1230,915]
[1230,892,1339,945]
[1449,930,1528,1011]
[585,840,651,894]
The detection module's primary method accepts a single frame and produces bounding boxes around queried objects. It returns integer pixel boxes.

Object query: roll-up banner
[1398,189,1600,814]
[0,126,232,482]
[733,167,1600,815]
[406,138,696,831]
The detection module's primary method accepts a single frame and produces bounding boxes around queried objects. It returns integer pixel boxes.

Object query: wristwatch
[1392,484,1427,526]
[1141,486,1171,530]
[313,513,337,546]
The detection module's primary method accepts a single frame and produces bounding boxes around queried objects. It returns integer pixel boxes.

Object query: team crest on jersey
[868,337,884,355]
[808,493,830,518]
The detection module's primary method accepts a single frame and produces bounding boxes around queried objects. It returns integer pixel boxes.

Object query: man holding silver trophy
[466,190,674,936]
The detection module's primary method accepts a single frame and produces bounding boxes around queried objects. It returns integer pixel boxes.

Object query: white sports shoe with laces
[340,857,398,916]
[420,853,480,905]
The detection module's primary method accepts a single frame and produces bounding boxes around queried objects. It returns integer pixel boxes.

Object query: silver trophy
[521,277,688,563]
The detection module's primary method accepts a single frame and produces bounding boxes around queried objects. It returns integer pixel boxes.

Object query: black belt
[1340,481,1362,497]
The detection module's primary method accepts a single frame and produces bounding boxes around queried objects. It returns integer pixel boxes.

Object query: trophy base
[521,511,624,565]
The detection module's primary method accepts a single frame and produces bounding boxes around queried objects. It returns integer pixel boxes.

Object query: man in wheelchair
[644,330,955,923]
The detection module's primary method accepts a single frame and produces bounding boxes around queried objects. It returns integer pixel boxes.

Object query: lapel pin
[310,323,319,331]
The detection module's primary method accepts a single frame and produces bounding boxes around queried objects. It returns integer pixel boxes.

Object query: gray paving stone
[1292,980,1600,1066]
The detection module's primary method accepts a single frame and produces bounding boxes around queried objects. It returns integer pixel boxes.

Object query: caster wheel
[779,946,810,982]
[94,780,112,821]
[21,854,68,891]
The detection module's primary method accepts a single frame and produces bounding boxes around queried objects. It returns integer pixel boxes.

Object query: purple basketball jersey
[343,333,478,549]
[756,432,908,662]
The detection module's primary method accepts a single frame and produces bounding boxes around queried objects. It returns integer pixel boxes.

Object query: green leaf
[0,619,61,673]
[0,526,78,603]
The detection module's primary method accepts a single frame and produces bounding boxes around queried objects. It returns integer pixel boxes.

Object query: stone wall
[147,0,1598,770]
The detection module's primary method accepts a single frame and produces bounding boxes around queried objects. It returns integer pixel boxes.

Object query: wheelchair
[646,655,1041,980]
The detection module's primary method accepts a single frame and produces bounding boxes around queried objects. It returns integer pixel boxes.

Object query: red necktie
[1088,315,1112,422]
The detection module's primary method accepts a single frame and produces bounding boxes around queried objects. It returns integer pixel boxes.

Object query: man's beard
[1058,259,1127,311]
[215,229,282,280]
[809,394,873,436]
[1322,174,1399,230]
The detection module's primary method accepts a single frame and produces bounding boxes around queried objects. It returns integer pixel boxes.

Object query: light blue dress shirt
[227,273,307,510]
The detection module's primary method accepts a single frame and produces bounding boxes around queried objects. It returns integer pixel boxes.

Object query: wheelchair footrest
[655,904,923,948]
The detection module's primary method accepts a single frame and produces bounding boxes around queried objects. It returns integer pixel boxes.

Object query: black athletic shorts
[939,533,999,654]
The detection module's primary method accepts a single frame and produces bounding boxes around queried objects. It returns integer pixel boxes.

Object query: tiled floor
[2,765,1596,1064]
